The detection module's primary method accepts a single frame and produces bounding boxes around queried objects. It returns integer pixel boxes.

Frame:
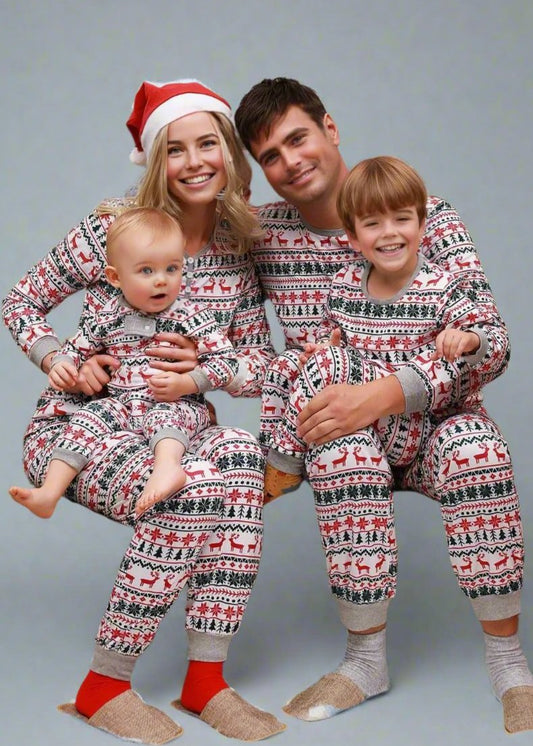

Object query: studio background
[1,2,532,745]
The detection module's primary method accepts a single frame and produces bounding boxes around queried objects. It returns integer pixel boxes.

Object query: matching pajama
[256,197,523,627]
[3,205,275,658]
[51,294,242,472]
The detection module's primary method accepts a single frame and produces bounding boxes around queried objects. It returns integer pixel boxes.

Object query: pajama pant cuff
[336,597,390,631]
[470,590,521,621]
[91,643,137,680]
[149,428,189,451]
[267,448,305,475]
[186,629,232,662]
[51,447,87,473]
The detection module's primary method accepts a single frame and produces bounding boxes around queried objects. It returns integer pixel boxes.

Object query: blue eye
[141,267,152,275]
[167,265,179,273]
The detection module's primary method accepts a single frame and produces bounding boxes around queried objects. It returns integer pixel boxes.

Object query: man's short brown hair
[235,77,327,154]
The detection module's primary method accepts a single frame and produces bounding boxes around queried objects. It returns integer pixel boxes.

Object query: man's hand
[77,354,120,395]
[297,376,405,446]
[146,332,198,373]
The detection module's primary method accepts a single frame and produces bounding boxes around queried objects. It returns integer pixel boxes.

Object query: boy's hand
[147,371,198,401]
[433,328,480,362]
[49,361,79,391]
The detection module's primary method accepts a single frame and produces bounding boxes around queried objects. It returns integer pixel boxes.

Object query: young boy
[264,156,507,498]
[10,207,242,518]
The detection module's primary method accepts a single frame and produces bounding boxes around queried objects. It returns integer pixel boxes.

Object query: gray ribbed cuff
[393,368,428,414]
[51,447,87,473]
[189,367,213,393]
[336,597,390,631]
[186,630,232,662]
[29,335,61,369]
[463,326,489,365]
[91,644,137,680]
[470,590,521,621]
[267,448,305,475]
[149,427,189,451]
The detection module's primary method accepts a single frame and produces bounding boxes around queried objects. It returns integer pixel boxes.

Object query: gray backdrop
[1,1,532,745]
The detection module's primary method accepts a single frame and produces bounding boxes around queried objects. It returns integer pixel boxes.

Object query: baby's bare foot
[9,485,60,519]
[136,465,187,516]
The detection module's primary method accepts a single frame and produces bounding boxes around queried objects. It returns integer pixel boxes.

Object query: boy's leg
[266,346,381,500]
[403,411,533,733]
[259,350,303,455]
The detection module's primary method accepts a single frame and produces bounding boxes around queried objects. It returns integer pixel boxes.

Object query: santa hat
[127,79,232,166]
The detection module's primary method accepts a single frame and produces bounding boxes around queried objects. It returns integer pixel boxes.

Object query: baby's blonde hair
[105,206,184,265]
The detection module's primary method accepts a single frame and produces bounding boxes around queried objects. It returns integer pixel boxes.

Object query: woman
[3,79,284,743]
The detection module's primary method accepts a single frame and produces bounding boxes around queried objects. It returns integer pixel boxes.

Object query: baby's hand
[298,327,342,366]
[433,328,480,362]
[49,361,79,390]
[148,371,198,401]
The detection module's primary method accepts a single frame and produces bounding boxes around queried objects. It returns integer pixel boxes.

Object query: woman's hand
[146,332,198,373]
[77,354,120,395]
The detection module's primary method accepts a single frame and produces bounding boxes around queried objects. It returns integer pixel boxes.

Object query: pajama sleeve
[2,210,111,369]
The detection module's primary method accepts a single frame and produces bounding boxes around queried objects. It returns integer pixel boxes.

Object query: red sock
[75,670,131,718]
[180,660,229,714]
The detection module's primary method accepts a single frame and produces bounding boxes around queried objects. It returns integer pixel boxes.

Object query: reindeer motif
[262,230,274,246]
[228,533,244,552]
[247,537,261,553]
[477,553,491,570]
[314,460,328,474]
[473,444,490,464]
[493,445,507,463]
[185,465,206,480]
[140,570,159,588]
[455,258,472,270]
[203,277,217,293]
[460,556,473,573]
[375,554,386,573]
[163,574,176,591]
[352,446,367,465]
[494,552,509,570]
[332,447,349,469]
[511,549,523,565]
[354,558,370,574]
[219,279,232,294]
[209,532,225,552]
[452,450,470,469]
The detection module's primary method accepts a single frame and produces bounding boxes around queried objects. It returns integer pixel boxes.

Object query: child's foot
[9,485,60,519]
[264,464,302,503]
[135,464,187,516]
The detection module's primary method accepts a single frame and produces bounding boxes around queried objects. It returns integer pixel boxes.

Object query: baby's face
[112,225,185,313]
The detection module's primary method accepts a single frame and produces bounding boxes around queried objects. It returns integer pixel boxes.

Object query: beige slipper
[264,464,302,503]
[58,689,183,744]
[283,672,366,720]
[171,688,286,741]
[502,685,533,733]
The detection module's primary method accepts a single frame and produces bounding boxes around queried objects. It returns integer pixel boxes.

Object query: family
[4,76,533,743]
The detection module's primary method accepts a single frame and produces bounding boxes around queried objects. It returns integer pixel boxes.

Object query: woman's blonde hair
[98,112,262,254]
[337,155,427,236]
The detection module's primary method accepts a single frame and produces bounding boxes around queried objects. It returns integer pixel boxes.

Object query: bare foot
[9,485,60,519]
[135,464,187,516]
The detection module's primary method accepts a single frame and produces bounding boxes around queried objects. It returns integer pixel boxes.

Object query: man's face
[250,105,344,209]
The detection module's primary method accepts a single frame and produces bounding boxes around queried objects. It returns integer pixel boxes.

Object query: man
[235,77,533,733]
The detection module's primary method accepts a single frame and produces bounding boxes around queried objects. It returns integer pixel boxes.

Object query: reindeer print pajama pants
[24,389,265,656]
[263,346,523,629]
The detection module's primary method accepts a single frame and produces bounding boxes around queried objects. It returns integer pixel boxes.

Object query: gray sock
[335,629,389,698]
[484,632,533,700]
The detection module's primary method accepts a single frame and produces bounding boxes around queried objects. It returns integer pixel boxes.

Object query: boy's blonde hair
[105,206,183,265]
[337,156,427,235]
